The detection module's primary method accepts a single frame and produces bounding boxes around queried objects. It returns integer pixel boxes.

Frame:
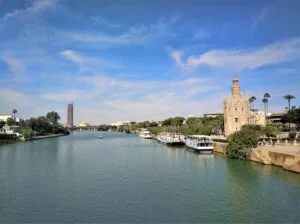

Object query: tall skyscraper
[67,103,73,128]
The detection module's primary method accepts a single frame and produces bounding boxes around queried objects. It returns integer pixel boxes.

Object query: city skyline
[0,0,300,124]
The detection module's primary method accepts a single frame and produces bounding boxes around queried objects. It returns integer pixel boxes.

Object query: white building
[0,114,12,122]
[111,121,131,127]
[79,122,90,128]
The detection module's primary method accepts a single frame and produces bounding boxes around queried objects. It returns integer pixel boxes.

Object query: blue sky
[0,0,300,124]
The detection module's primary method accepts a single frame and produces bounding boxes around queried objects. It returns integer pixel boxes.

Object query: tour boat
[185,135,214,154]
[139,130,153,139]
[157,133,184,145]
[98,136,103,139]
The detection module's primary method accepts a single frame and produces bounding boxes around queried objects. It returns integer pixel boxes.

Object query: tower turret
[231,75,241,97]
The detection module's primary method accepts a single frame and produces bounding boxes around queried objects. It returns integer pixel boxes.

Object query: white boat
[185,135,214,154]
[157,133,184,145]
[98,136,103,139]
[139,130,152,139]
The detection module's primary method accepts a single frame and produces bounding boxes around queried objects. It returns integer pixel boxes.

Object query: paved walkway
[255,144,300,155]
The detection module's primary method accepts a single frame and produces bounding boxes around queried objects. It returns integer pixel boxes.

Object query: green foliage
[6,117,17,126]
[26,111,68,136]
[149,122,158,127]
[97,124,112,131]
[46,111,60,125]
[20,128,32,140]
[226,125,262,160]
[281,107,300,130]
[263,124,278,138]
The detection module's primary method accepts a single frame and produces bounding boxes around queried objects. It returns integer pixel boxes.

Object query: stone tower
[224,76,250,137]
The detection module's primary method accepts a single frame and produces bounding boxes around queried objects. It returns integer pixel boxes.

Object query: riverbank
[31,133,68,140]
[213,142,300,174]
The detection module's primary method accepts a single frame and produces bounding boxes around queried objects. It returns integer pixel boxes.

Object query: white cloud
[3,0,57,21]
[60,49,120,69]
[171,37,300,71]
[62,17,177,45]
[0,53,26,78]
[0,89,34,115]
[41,90,87,101]
[60,50,83,63]
[251,5,274,31]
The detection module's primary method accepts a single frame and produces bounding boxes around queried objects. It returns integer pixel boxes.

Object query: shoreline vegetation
[97,116,299,165]
[0,111,69,144]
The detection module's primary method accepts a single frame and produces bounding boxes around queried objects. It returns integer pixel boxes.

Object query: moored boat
[139,130,153,139]
[185,135,214,154]
[157,133,184,145]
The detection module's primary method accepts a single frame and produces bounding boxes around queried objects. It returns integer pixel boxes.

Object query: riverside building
[224,76,251,137]
[67,103,74,128]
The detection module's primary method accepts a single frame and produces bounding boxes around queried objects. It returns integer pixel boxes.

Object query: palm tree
[249,96,256,110]
[284,94,296,131]
[263,93,270,116]
[284,94,295,111]
[262,98,268,117]
[12,109,17,121]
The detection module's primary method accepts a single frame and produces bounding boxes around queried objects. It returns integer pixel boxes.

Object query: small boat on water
[157,133,184,145]
[98,136,103,139]
[185,135,214,154]
[139,130,153,139]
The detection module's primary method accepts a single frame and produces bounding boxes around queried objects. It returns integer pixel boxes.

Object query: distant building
[224,76,251,137]
[250,110,266,126]
[67,103,73,128]
[111,121,130,127]
[266,111,287,124]
[203,112,224,118]
[79,122,89,128]
[0,114,12,122]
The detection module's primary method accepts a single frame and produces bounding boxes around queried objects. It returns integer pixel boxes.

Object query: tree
[284,95,295,111]
[282,107,300,131]
[149,121,158,127]
[262,98,268,117]
[226,125,262,160]
[263,124,278,138]
[283,95,296,130]
[171,117,185,126]
[264,93,270,116]
[162,118,172,126]
[249,96,256,110]
[46,111,61,126]
[6,117,17,126]
[12,109,17,120]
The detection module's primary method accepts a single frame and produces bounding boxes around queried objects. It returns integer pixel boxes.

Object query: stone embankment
[251,145,300,173]
[213,142,300,174]
[31,133,66,140]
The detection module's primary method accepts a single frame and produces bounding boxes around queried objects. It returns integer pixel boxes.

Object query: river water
[0,132,299,223]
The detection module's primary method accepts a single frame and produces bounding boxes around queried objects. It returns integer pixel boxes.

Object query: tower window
[242,108,244,111]
[235,108,237,111]
[235,118,238,123]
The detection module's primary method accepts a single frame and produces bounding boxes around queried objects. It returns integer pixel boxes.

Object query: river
[0,132,299,223]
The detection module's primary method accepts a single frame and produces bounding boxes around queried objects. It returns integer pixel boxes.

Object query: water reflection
[163,145,214,171]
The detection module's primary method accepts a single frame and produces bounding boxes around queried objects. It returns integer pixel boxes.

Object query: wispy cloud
[62,17,178,45]
[251,4,274,31]
[170,37,300,71]
[0,53,26,79]
[41,90,88,101]
[2,0,57,21]
[60,49,121,69]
